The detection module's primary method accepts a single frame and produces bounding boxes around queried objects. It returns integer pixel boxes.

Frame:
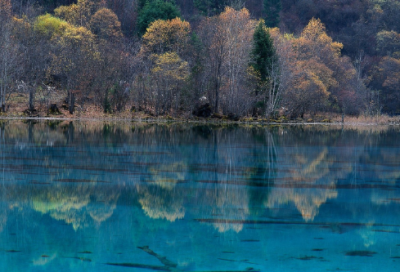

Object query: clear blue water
[1,121,400,271]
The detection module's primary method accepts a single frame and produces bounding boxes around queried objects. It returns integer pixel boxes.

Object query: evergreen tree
[137,0,181,35]
[250,20,277,82]
[194,0,229,16]
[263,0,281,27]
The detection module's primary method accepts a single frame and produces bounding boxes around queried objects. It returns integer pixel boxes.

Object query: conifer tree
[264,0,281,27]
[250,20,277,82]
[137,0,181,35]
[194,0,228,16]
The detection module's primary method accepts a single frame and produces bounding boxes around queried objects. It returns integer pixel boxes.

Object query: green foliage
[137,0,181,36]
[33,14,68,38]
[250,20,277,82]
[138,0,149,11]
[264,0,281,27]
[194,0,228,16]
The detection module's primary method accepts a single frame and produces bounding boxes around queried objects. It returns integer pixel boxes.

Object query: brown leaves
[90,8,123,42]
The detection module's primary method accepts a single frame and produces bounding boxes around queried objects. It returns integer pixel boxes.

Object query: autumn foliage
[0,0,399,117]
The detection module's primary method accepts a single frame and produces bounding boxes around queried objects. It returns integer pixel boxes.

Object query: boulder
[192,103,212,118]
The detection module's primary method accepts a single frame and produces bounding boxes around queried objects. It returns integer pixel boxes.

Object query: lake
[0,121,400,271]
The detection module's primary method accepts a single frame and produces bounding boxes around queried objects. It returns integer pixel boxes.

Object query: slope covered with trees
[0,0,399,118]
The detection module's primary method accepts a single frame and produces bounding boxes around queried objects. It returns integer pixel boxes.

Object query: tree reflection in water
[0,121,399,231]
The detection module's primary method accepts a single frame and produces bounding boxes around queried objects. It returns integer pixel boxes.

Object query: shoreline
[0,116,399,126]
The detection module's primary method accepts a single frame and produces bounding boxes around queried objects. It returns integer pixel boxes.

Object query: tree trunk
[69,90,75,114]
[28,87,35,111]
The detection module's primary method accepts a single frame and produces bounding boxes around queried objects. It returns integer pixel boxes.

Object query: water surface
[0,121,400,271]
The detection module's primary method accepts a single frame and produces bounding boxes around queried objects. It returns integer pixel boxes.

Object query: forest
[1,0,400,119]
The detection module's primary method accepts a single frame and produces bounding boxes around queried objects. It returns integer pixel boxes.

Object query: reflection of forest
[266,147,342,221]
[32,184,120,230]
[0,183,121,231]
[137,184,185,222]
[0,121,399,233]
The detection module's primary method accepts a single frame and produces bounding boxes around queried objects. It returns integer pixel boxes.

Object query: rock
[23,108,38,117]
[193,103,212,118]
[211,113,223,119]
[48,104,61,115]
[227,113,240,121]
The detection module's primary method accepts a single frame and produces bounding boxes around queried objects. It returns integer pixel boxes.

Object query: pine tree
[137,0,181,35]
[264,0,281,27]
[194,0,229,16]
[250,20,277,82]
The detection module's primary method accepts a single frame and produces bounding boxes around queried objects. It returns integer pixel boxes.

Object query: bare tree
[0,0,19,112]
[199,16,226,113]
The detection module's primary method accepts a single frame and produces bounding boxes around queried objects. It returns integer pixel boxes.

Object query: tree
[0,0,18,112]
[54,0,105,27]
[194,0,229,16]
[249,21,281,117]
[48,18,99,114]
[250,20,276,83]
[263,0,281,27]
[0,0,12,18]
[368,56,400,114]
[199,7,255,114]
[141,17,191,55]
[150,52,189,114]
[137,0,181,36]
[277,18,351,118]
[219,7,254,115]
[14,15,54,114]
[376,30,400,57]
[105,0,138,36]
[90,8,123,42]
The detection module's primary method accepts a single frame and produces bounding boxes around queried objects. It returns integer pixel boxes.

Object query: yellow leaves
[297,18,343,59]
[54,0,101,27]
[142,18,190,54]
[33,14,69,38]
[331,42,343,56]
[151,52,189,82]
[283,18,343,103]
[61,25,95,44]
[54,4,80,26]
[301,18,326,41]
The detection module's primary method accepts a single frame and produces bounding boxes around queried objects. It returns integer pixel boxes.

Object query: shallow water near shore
[0,121,400,271]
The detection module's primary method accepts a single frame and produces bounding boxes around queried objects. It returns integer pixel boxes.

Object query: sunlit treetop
[142,17,191,55]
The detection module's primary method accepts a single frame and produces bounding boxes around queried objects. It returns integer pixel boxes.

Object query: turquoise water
[1,121,400,271]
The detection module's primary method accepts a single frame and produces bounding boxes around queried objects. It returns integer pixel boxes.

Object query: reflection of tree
[137,184,185,222]
[247,129,277,215]
[0,203,7,232]
[148,162,187,190]
[137,159,187,222]
[138,190,185,222]
[211,186,249,233]
[266,146,345,221]
[267,187,337,221]
[31,184,120,230]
